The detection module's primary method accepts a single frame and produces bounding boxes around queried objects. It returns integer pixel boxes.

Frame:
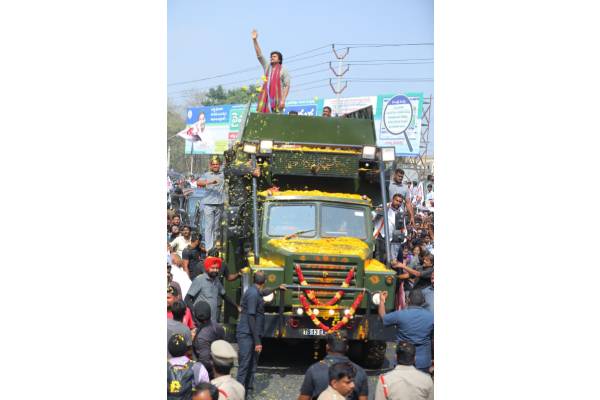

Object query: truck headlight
[263,292,274,302]
[372,292,381,305]
[243,143,257,154]
[362,146,376,159]
[260,140,273,154]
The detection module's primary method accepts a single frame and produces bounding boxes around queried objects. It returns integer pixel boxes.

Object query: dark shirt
[185,274,226,323]
[224,162,255,207]
[299,354,369,400]
[412,266,433,290]
[182,246,204,280]
[237,285,264,343]
[382,305,434,370]
[193,320,226,379]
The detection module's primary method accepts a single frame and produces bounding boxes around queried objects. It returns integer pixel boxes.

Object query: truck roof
[242,112,377,146]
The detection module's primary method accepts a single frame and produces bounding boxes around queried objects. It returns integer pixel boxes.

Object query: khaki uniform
[374,365,433,400]
[317,385,348,400]
[211,374,245,400]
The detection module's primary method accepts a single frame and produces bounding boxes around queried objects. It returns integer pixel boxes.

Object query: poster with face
[184,106,232,154]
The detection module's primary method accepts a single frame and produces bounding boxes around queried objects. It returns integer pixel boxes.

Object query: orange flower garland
[295,264,355,306]
[299,291,365,333]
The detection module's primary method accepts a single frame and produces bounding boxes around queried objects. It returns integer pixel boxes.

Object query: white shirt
[170,236,191,257]
[373,204,403,239]
[170,264,191,298]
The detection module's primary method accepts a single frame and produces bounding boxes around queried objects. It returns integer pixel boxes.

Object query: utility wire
[338,42,433,47]
[168,60,432,95]
[168,46,332,87]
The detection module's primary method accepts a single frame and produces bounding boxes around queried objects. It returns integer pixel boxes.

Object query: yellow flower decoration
[256,85,262,93]
[241,85,248,91]
[261,75,267,82]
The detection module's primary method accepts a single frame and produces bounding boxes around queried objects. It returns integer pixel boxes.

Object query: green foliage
[201,84,254,106]
[167,100,187,173]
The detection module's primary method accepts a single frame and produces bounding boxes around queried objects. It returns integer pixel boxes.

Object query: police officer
[197,155,225,252]
[374,341,433,400]
[210,340,245,400]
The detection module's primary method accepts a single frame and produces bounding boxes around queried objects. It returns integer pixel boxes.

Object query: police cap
[210,340,238,366]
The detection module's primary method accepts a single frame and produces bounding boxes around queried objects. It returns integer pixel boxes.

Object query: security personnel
[235,271,267,396]
[197,155,225,252]
[374,341,433,400]
[210,340,245,400]
[298,334,369,400]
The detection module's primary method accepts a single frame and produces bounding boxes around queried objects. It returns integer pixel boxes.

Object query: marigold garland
[295,265,355,306]
[299,291,365,333]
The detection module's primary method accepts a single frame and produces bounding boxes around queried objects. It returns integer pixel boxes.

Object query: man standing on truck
[197,156,225,252]
[252,29,291,113]
[388,168,415,226]
[374,194,407,261]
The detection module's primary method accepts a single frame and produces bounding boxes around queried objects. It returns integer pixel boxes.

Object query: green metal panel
[271,151,360,178]
[242,113,377,146]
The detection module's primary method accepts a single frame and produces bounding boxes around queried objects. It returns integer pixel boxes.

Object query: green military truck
[221,110,398,368]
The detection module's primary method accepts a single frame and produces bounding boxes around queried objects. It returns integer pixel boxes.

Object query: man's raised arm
[251,29,266,70]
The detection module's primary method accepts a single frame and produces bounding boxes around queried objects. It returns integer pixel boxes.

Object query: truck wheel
[362,340,387,369]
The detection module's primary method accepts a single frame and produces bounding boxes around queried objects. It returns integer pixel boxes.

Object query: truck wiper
[284,229,315,240]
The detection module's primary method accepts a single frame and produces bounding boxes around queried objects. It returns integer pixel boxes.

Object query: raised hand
[251,29,258,40]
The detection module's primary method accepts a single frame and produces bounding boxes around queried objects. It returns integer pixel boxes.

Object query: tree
[167,99,187,173]
[184,84,255,107]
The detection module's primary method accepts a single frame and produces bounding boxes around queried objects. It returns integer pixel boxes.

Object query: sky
[167,0,434,150]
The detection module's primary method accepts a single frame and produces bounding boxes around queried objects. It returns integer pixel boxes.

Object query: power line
[284,44,332,60]
[347,58,433,63]
[168,45,332,87]
[168,67,330,96]
[168,44,432,88]
[338,42,433,48]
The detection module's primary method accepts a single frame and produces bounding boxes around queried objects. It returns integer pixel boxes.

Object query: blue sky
[168,0,433,150]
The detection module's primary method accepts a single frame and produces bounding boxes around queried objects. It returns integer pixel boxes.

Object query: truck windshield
[320,205,367,239]
[267,205,316,237]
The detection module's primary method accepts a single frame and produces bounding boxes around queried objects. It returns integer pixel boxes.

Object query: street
[230,339,399,400]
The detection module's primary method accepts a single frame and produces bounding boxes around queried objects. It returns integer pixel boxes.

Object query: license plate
[301,328,325,336]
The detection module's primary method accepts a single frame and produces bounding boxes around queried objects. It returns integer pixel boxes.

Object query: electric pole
[329,45,350,116]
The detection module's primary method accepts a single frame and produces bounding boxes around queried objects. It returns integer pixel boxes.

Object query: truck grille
[291,261,357,302]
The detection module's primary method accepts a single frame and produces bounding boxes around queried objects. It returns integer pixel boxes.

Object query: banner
[182,92,425,157]
[184,105,233,155]
[323,96,378,117]
[375,92,424,156]
[282,99,318,116]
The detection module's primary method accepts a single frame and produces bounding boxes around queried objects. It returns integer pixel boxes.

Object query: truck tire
[362,340,387,369]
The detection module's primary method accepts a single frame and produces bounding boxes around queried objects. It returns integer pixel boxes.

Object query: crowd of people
[166,156,434,399]
[166,29,434,400]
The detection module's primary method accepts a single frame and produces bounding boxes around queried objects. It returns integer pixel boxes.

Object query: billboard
[182,92,424,157]
[185,105,240,155]
[376,92,424,156]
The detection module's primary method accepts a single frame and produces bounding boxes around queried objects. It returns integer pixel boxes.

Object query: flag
[415,182,424,205]
[176,122,203,142]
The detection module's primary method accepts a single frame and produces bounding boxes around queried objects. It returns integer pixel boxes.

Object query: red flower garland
[295,264,355,306]
[299,291,365,333]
